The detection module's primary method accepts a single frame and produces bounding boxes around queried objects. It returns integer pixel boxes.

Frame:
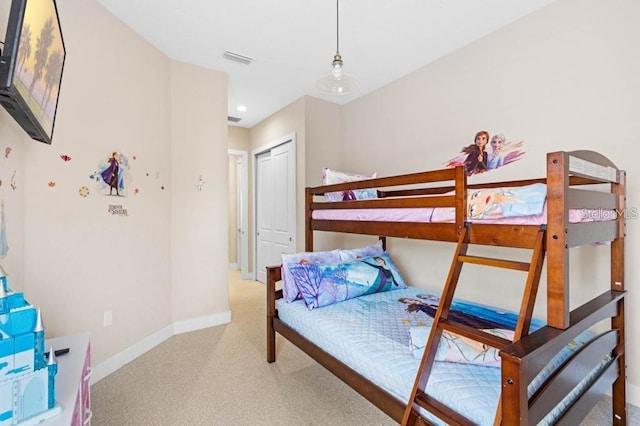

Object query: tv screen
[0,0,65,144]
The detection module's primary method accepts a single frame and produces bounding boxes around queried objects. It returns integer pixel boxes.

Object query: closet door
[255,141,295,283]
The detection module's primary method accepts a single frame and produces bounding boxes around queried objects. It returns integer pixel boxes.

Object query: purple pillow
[288,253,407,309]
[281,250,341,302]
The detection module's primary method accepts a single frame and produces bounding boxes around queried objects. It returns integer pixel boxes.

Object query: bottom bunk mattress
[276,286,602,425]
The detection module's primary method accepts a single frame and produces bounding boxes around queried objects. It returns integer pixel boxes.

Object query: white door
[255,141,296,283]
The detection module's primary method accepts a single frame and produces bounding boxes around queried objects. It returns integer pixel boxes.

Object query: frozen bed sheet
[276,287,607,425]
[312,203,615,225]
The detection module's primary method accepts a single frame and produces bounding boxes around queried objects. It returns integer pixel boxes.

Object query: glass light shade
[317,60,357,94]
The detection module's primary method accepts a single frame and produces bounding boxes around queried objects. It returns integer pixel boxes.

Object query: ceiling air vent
[223,50,253,65]
[227,116,242,123]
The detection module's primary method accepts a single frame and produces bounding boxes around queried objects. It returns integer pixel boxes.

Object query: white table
[41,333,91,426]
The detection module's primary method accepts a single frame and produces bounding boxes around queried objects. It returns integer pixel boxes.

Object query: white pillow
[338,240,384,261]
[322,168,378,202]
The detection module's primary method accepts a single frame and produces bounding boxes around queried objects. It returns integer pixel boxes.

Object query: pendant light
[317,0,357,94]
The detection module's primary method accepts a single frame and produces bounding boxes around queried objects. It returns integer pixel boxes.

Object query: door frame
[252,132,297,281]
[228,149,250,279]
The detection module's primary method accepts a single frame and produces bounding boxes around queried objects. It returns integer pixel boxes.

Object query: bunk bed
[266,150,627,425]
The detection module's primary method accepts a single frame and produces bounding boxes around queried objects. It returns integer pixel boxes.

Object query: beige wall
[170,62,229,323]
[339,0,639,402]
[304,96,352,251]
[0,101,25,292]
[228,126,250,152]
[0,4,25,291]
[304,97,342,188]
[1,0,230,369]
[21,0,173,364]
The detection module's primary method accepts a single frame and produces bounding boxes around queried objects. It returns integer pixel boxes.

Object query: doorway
[253,133,297,283]
[228,149,249,279]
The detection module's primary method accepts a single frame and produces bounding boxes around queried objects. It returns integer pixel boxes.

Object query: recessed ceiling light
[237,105,247,112]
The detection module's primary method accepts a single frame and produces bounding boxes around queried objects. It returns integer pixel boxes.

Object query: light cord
[336,0,340,54]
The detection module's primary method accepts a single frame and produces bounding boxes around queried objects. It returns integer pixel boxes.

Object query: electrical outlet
[103,310,113,327]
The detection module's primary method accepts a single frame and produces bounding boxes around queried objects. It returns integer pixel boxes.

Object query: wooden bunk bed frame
[266,150,627,425]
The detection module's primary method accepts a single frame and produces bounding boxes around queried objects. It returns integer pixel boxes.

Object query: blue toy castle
[0,275,60,424]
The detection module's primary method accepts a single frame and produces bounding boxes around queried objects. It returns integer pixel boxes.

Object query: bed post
[500,352,528,425]
[455,166,466,233]
[546,151,570,329]
[267,265,282,363]
[611,170,627,425]
[306,187,313,251]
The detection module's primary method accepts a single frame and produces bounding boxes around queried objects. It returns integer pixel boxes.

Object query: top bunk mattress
[311,203,610,225]
[276,286,606,425]
[313,184,616,225]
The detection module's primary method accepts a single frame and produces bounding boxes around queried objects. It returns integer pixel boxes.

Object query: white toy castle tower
[0,274,60,424]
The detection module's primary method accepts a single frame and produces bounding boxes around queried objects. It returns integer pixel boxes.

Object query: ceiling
[97,0,557,128]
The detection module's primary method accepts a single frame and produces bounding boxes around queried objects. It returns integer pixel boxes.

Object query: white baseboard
[90,310,231,385]
[228,263,239,270]
[173,311,231,335]
[628,382,640,408]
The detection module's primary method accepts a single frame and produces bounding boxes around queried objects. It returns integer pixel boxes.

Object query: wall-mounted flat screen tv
[0,0,65,144]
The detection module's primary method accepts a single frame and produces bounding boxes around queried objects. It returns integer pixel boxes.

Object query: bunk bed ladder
[402,225,546,426]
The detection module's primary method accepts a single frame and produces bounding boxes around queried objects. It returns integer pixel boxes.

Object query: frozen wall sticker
[101,152,121,195]
[444,131,525,176]
[90,151,131,196]
[108,204,128,216]
[2,147,17,192]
